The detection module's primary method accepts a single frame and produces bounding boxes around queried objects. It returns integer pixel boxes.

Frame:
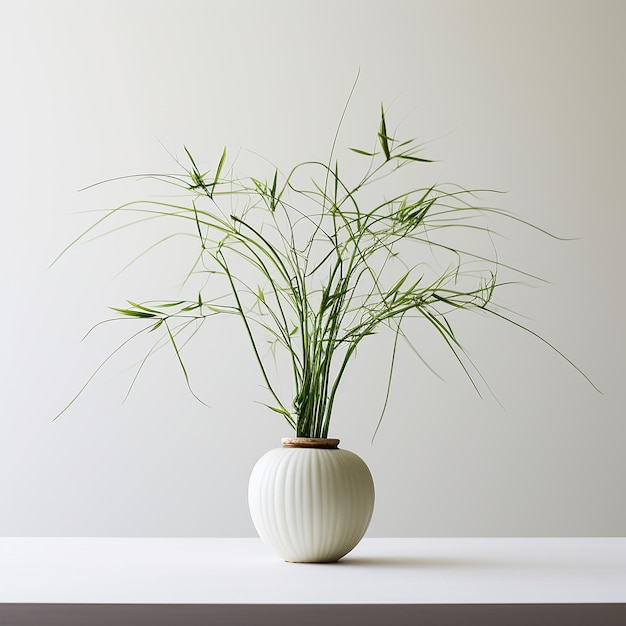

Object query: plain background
[1,0,624,537]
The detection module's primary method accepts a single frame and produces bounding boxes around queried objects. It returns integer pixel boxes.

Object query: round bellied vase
[248,437,375,563]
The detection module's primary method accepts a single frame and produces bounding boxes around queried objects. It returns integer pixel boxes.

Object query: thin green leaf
[349,147,379,157]
[110,307,157,318]
[213,147,227,189]
[378,104,391,160]
[149,319,164,332]
[397,154,433,163]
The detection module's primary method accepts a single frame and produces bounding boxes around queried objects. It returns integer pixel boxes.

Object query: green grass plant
[55,95,596,436]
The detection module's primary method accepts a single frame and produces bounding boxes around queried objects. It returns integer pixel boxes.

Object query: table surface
[1,537,625,605]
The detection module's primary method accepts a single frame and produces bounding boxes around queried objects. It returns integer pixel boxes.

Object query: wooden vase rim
[281,437,340,449]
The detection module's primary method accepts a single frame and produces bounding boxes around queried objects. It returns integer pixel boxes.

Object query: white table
[1,537,625,625]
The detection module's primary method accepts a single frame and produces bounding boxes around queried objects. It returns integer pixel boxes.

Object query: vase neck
[281,437,340,449]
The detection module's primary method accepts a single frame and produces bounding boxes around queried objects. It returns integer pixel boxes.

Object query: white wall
[1,0,624,537]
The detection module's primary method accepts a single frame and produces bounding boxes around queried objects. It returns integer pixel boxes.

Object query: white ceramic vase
[248,437,375,563]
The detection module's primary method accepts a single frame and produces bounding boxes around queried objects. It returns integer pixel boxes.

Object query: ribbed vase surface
[248,439,375,563]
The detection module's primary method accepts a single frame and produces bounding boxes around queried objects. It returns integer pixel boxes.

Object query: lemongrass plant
[56,101,594,436]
